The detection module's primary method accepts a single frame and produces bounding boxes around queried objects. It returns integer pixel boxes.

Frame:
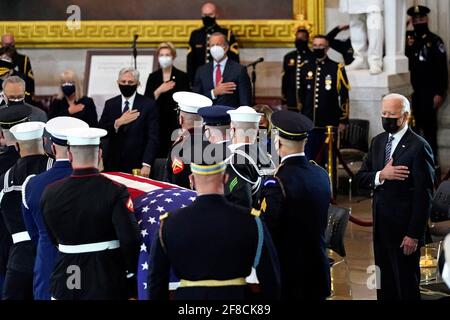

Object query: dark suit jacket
[98,93,159,173]
[48,96,98,128]
[192,59,251,108]
[355,128,435,247]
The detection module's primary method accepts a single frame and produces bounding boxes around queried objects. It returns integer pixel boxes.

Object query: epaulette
[251,208,261,217]
[309,160,329,175]
[159,212,170,221]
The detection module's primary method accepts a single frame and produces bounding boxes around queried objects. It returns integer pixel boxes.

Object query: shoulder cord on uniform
[253,216,264,269]
[1,168,21,194]
[46,158,54,170]
[21,174,36,210]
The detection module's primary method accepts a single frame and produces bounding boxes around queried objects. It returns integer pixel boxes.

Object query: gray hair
[2,75,26,92]
[382,93,411,114]
[210,32,229,47]
[117,67,140,82]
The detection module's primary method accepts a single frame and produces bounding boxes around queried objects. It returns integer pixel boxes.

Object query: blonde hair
[58,69,83,101]
[156,42,177,58]
[253,104,273,132]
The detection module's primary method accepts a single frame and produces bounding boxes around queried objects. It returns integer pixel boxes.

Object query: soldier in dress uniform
[225,107,275,208]
[187,1,240,84]
[0,105,31,298]
[257,110,332,300]
[1,34,35,100]
[298,35,350,192]
[149,155,281,300]
[41,127,141,300]
[406,5,448,162]
[0,120,53,300]
[281,27,314,111]
[21,117,88,300]
[165,91,212,188]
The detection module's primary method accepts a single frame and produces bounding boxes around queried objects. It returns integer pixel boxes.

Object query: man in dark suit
[99,67,159,177]
[257,110,331,300]
[193,32,251,108]
[355,93,435,300]
[186,1,240,84]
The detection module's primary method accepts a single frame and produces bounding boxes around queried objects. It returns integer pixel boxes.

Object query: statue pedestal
[347,69,412,139]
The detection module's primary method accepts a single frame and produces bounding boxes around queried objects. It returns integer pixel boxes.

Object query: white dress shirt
[374,125,409,186]
[211,57,228,100]
[281,152,305,163]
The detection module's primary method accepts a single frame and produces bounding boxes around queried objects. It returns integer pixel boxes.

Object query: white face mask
[158,56,173,69]
[210,45,225,62]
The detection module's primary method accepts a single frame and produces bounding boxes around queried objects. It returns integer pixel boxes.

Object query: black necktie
[123,100,130,114]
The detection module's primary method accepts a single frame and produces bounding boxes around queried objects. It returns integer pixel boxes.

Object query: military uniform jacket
[12,52,35,98]
[406,31,448,97]
[281,49,314,111]
[0,154,53,274]
[298,56,350,127]
[149,194,281,300]
[187,24,240,83]
[22,160,72,300]
[41,168,141,299]
[258,155,332,299]
[0,146,20,275]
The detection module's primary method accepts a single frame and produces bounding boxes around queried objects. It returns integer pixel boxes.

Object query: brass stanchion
[325,126,335,199]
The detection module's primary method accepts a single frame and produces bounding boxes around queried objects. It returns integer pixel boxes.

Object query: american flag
[103,172,196,300]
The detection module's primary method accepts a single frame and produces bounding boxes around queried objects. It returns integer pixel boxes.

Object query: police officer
[282,27,314,111]
[187,1,239,84]
[165,91,212,188]
[258,110,331,300]
[22,117,88,300]
[41,127,141,300]
[149,156,281,300]
[0,120,53,300]
[406,5,448,161]
[226,106,275,208]
[0,105,31,298]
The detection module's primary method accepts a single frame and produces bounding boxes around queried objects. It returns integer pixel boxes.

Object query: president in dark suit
[355,93,435,300]
[192,32,251,108]
[99,67,159,177]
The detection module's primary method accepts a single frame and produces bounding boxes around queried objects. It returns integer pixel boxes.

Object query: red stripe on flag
[105,172,181,189]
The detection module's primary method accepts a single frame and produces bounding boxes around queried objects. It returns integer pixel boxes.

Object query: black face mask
[312,48,326,59]
[295,39,308,52]
[202,16,216,28]
[119,84,137,98]
[413,23,429,36]
[61,84,76,97]
[382,117,402,134]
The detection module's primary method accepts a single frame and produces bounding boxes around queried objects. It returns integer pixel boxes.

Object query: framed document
[84,50,157,118]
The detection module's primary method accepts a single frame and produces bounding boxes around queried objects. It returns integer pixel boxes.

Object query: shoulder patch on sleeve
[229,176,239,192]
[159,212,170,221]
[126,197,134,212]
[260,197,267,213]
[439,42,446,53]
[251,208,261,217]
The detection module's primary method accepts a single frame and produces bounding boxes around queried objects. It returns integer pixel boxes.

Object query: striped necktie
[384,135,395,165]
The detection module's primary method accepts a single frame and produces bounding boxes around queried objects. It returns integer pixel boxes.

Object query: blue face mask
[61,84,76,97]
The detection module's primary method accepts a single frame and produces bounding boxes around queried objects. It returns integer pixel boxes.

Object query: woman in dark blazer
[144,42,190,158]
[48,69,98,127]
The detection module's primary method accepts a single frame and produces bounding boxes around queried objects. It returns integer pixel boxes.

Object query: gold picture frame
[0,0,324,48]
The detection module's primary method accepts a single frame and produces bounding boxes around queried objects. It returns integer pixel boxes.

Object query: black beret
[271,110,314,141]
[407,5,430,17]
[198,105,234,126]
[0,104,32,129]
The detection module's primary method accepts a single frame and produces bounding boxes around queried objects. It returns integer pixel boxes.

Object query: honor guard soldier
[0,120,53,300]
[21,117,88,300]
[149,156,281,300]
[225,106,275,208]
[165,91,212,188]
[258,111,332,300]
[406,5,448,161]
[282,27,314,111]
[41,127,141,300]
[187,2,240,84]
[0,105,31,298]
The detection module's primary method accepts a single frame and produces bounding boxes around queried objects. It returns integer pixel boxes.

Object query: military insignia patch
[229,176,238,192]
[172,158,184,174]
[439,43,446,53]
[126,197,134,212]
[325,74,332,91]
[288,59,295,66]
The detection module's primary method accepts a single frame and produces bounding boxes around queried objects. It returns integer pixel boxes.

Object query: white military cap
[45,117,89,145]
[227,106,262,123]
[10,121,45,141]
[173,91,213,114]
[64,127,107,146]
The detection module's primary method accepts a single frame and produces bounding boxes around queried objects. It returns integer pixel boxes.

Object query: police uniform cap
[227,106,262,123]
[0,104,31,129]
[10,121,45,141]
[198,105,234,126]
[271,110,313,141]
[64,127,107,146]
[407,5,430,17]
[45,116,89,146]
[173,91,213,114]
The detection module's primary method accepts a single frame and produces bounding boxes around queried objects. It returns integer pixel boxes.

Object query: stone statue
[340,0,384,74]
